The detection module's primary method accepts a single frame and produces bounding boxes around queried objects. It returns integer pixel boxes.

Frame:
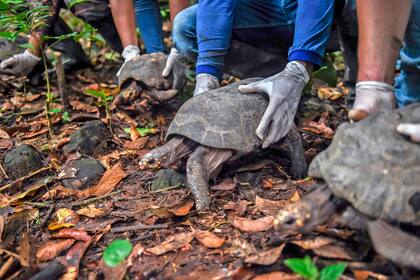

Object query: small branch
[111,223,169,233]
[0,164,52,193]
[66,190,124,207]
[55,52,69,112]
[40,204,55,228]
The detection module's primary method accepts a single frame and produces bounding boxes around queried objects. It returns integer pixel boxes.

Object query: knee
[172,6,197,57]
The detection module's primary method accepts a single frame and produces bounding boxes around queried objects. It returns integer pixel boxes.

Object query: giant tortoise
[140,79,308,210]
[274,103,420,268]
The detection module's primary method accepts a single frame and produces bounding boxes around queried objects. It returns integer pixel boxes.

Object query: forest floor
[0,44,415,280]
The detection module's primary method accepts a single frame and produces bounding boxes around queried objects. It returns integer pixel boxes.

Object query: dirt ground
[0,46,418,280]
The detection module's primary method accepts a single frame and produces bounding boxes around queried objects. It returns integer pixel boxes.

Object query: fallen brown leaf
[48,208,80,231]
[147,232,194,255]
[289,191,301,202]
[77,163,126,198]
[353,270,389,280]
[194,230,225,248]
[123,137,148,150]
[77,204,105,218]
[168,200,194,216]
[245,244,285,265]
[223,200,248,216]
[21,127,49,139]
[253,271,300,280]
[70,100,98,113]
[60,239,92,280]
[255,196,287,216]
[291,237,334,250]
[51,228,91,242]
[0,138,13,149]
[301,121,334,138]
[36,239,75,262]
[229,215,274,232]
[19,231,31,267]
[99,259,127,280]
[0,128,10,139]
[312,243,354,260]
[317,87,344,100]
[210,178,236,191]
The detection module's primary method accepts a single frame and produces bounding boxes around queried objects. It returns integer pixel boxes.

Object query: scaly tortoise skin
[275,103,420,268]
[140,78,308,210]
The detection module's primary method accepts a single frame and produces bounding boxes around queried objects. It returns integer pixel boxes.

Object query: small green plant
[102,239,133,267]
[285,256,346,280]
[84,88,113,127]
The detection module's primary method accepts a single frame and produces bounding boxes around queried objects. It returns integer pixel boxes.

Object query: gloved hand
[348,81,396,121]
[397,123,420,143]
[238,61,310,148]
[162,48,187,90]
[194,73,220,96]
[116,45,140,77]
[0,50,41,76]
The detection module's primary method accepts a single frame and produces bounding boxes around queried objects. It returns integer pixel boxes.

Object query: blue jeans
[133,0,165,53]
[173,1,296,72]
[395,0,420,107]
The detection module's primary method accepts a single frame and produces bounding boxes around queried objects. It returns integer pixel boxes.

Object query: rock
[60,158,105,190]
[63,120,108,156]
[150,169,187,192]
[3,144,44,179]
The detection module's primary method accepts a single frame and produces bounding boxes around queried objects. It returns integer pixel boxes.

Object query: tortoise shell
[309,104,420,225]
[166,78,267,154]
[118,53,172,90]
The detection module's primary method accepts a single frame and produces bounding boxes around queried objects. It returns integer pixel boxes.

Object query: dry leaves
[253,271,300,280]
[123,137,148,150]
[168,200,194,216]
[48,208,80,231]
[147,232,194,255]
[317,87,344,100]
[245,244,285,265]
[229,215,274,232]
[70,100,99,113]
[51,229,91,242]
[194,230,225,248]
[19,232,31,267]
[36,239,75,262]
[255,196,287,216]
[210,178,236,191]
[77,204,105,218]
[301,121,334,138]
[77,163,126,198]
[353,270,389,280]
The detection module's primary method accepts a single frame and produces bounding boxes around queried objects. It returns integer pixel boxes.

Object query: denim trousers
[395,0,420,107]
[133,0,165,53]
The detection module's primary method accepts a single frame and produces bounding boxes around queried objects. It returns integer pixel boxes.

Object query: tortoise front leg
[186,146,232,211]
[368,220,420,269]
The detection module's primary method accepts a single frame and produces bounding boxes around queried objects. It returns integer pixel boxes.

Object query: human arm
[169,0,189,24]
[348,0,411,121]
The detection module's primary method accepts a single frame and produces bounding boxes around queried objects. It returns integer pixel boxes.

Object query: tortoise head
[139,149,168,170]
[274,201,315,233]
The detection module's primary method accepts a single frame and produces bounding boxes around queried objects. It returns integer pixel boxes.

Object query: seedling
[285,256,346,280]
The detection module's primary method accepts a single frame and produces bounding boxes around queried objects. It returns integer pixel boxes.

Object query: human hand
[0,50,41,76]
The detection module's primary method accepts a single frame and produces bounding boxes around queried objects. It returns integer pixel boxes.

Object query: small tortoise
[117,53,186,104]
[140,79,308,210]
[274,104,420,268]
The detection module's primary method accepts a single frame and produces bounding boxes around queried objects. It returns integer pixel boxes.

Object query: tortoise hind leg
[283,125,307,179]
[367,220,420,269]
[140,136,197,169]
[186,146,232,211]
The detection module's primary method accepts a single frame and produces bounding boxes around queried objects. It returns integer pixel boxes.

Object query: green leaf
[48,108,62,114]
[312,60,337,87]
[285,256,319,280]
[103,239,133,267]
[62,111,71,123]
[85,88,107,99]
[319,263,347,280]
[19,42,34,50]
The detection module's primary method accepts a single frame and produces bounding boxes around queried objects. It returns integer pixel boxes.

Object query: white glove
[162,48,186,90]
[116,45,140,77]
[348,81,396,121]
[0,50,41,76]
[238,61,309,148]
[194,73,220,96]
[397,123,420,143]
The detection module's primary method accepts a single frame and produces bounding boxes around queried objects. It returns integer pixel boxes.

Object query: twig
[40,204,55,228]
[55,52,69,112]
[0,161,9,180]
[24,201,51,208]
[66,190,124,207]
[0,164,52,193]
[111,223,169,233]
[0,249,20,259]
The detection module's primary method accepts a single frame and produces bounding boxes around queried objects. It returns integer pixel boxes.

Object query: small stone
[60,158,105,190]
[3,144,43,179]
[150,169,187,192]
[63,120,108,156]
